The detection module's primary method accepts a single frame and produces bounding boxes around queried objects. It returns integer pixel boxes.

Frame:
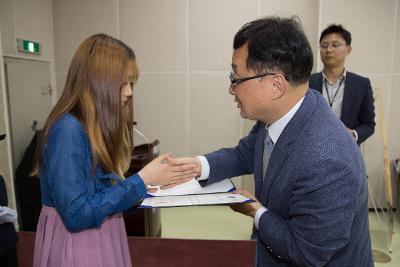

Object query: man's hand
[166,156,202,177]
[230,189,263,218]
[139,153,197,187]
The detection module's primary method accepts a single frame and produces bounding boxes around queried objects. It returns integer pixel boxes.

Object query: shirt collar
[322,69,347,84]
[267,96,305,144]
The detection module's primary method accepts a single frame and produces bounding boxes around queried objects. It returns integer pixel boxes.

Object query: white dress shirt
[321,70,346,118]
[321,70,358,142]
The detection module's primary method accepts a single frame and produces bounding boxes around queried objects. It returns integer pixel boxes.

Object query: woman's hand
[139,153,198,186]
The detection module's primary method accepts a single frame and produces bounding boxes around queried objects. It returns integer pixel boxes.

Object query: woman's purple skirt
[33,206,132,267]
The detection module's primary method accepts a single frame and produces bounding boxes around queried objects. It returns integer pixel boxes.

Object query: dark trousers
[0,246,18,267]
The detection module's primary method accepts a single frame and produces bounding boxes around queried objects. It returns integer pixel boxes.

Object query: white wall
[0,0,55,60]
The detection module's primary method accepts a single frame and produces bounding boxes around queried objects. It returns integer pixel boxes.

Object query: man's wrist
[254,206,268,229]
[351,130,358,141]
[196,156,210,181]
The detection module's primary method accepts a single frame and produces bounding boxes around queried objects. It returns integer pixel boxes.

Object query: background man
[309,24,375,145]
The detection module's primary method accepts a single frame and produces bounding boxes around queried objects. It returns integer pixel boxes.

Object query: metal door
[4,57,53,168]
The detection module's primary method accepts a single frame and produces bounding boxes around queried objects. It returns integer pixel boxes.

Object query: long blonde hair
[34,34,138,178]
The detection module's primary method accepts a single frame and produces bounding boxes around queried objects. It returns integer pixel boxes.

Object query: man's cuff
[196,156,210,181]
[254,206,268,229]
[352,130,358,142]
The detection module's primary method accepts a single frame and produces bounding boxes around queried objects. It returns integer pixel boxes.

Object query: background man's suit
[204,89,373,266]
[309,71,375,145]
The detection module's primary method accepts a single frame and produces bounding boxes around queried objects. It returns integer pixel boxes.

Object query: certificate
[140,192,253,208]
[147,178,235,197]
[139,178,253,208]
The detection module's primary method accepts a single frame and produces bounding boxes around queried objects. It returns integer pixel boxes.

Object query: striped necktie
[262,127,274,181]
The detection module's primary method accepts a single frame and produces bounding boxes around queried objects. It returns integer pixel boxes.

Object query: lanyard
[324,77,345,107]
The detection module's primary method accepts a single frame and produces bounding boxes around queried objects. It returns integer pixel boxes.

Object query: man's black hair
[319,24,352,45]
[233,16,313,86]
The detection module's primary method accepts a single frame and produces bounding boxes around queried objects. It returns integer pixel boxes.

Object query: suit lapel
[260,89,317,205]
[341,72,354,121]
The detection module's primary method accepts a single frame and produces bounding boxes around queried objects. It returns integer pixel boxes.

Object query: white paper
[141,193,252,208]
[148,178,235,197]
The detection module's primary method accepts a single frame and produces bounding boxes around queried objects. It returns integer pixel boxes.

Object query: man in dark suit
[309,24,375,145]
[169,16,373,266]
[0,175,18,267]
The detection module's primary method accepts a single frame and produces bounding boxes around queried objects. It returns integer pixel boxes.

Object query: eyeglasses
[320,42,347,50]
[229,72,278,89]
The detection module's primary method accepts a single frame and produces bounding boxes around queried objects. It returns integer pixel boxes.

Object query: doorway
[4,57,53,230]
[4,57,53,168]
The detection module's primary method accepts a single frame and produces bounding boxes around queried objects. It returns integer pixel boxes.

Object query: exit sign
[17,38,41,55]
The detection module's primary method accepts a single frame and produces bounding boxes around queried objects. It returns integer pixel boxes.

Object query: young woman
[33,34,196,267]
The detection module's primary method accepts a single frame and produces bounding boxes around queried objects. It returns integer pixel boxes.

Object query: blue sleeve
[204,121,261,185]
[44,117,147,232]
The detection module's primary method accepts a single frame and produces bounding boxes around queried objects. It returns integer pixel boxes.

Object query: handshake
[138,154,202,192]
[137,154,262,218]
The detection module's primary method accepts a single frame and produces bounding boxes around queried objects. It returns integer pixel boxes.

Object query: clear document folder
[140,178,254,208]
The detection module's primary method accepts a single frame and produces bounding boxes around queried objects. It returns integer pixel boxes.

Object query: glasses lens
[320,42,345,49]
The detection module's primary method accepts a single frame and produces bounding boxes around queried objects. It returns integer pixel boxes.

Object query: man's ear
[271,74,285,99]
[347,45,352,55]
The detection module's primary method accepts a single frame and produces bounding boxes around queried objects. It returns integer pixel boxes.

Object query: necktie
[262,127,273,181]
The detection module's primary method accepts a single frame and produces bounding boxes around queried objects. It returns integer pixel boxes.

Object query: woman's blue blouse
[40,113,147,232]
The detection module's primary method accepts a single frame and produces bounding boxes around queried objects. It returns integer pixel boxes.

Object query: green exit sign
[17,38,41,55]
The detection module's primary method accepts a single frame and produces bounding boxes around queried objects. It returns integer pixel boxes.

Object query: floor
[370,211,400,266]
[161,206,400,266]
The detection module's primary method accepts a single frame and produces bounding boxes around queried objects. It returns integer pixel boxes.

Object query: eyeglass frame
[229,71,288,89]
[319,42,348,50]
